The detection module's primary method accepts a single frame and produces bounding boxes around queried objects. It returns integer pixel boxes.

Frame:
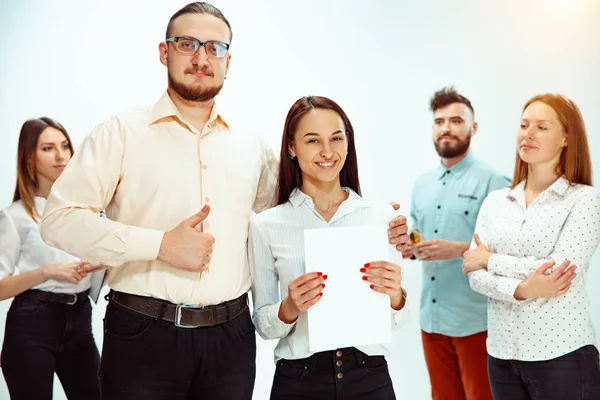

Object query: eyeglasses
[166,36,230,58]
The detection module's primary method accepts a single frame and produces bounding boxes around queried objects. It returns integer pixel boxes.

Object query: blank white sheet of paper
[304,224,391,353]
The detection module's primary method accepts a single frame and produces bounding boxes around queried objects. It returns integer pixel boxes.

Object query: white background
[0,0,599,398]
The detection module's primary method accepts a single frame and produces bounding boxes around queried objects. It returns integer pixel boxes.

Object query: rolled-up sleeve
[40,119,164,266]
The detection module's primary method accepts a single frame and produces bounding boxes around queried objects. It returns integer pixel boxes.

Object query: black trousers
[99,294,256,400]
[270,347,396,400]
[0,291,101,400]
[488,345,600,400]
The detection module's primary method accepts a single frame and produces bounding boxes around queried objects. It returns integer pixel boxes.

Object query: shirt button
[337,372,344,379]
[336,350,342,357]
[443,182,446,186]
[437,205,441,209]
[464,211,469,215]
[431,277,435,281]
[336,360,342,367]
[205,197,210,202]
[434,229,438,233]
[432,299,436,303]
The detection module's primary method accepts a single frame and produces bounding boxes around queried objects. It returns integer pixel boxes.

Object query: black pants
[99,296,256,400]
[271,347,396,400]
[0,291,101,400]
[488,345,600,400]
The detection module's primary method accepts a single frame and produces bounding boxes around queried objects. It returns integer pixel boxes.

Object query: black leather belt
[19,289,90,305]
[110,291,248,328]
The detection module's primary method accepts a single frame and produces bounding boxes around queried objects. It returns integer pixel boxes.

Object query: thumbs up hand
[157,204,215,272]
[462,233,493,274]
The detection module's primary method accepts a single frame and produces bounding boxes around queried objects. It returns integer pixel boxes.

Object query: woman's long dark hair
[276,96,361,205]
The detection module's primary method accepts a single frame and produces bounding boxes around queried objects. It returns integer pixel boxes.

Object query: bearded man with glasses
[40,2,411,399]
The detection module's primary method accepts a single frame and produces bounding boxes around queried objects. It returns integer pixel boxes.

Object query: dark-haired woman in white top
[250,96,409,399]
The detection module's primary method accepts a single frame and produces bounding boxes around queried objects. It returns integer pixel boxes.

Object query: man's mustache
[438,134,458,141]
[186,67,214,77]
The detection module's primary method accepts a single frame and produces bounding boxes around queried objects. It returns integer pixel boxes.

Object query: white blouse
[249,188,409,362]
[469,177,600,361]
[0,197,91,294]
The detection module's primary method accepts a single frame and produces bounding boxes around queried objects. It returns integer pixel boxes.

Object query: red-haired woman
[463,94,600,399]
[0,118,101,399]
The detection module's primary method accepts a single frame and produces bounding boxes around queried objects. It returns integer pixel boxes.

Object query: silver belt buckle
[66,294,78,305]
[174,304,204,328]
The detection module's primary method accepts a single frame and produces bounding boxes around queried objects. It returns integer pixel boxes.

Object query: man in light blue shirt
[404,87,510,400]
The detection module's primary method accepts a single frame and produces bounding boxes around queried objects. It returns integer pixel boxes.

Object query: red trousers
[421,330,493,400]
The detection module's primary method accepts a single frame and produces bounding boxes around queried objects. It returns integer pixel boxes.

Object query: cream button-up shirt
[41,91,278,305]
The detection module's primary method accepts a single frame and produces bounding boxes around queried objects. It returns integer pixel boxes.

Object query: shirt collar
[548,176,571,196]
[288,187,367,209]
[507,176,570,200]
[148,91,229,132]
[437,151,475,180]
[33,196,46,217]
[507,180,525,200]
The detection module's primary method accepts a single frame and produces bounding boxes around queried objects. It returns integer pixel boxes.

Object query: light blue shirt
[410,152,510,337]
[249,188,409,361]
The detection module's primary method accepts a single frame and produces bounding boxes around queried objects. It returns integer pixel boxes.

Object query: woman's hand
[279,272,326,324]
[361,261,406,310]
[462,234,493,274]
[514,260,577,300]
[42,262,101,284]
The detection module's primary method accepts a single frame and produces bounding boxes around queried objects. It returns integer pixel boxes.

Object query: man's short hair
[166,2,232,42]
[429,86,474,116]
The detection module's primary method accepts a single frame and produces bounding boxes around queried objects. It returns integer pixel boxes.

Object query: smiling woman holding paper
[249,96,408,399]
[0,118,102,400]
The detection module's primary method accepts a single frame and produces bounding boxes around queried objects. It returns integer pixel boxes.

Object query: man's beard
[168,70,224,102]
[434,130,472,158]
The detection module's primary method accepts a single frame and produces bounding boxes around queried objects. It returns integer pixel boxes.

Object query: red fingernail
[360,268,366,273]
[317,272,323,277]
[364,263,370,267]
[370,284,374,289]
[362,276,368,281]
[323,275,328,280]
[318,292,323,297]
[321,284,325,288]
